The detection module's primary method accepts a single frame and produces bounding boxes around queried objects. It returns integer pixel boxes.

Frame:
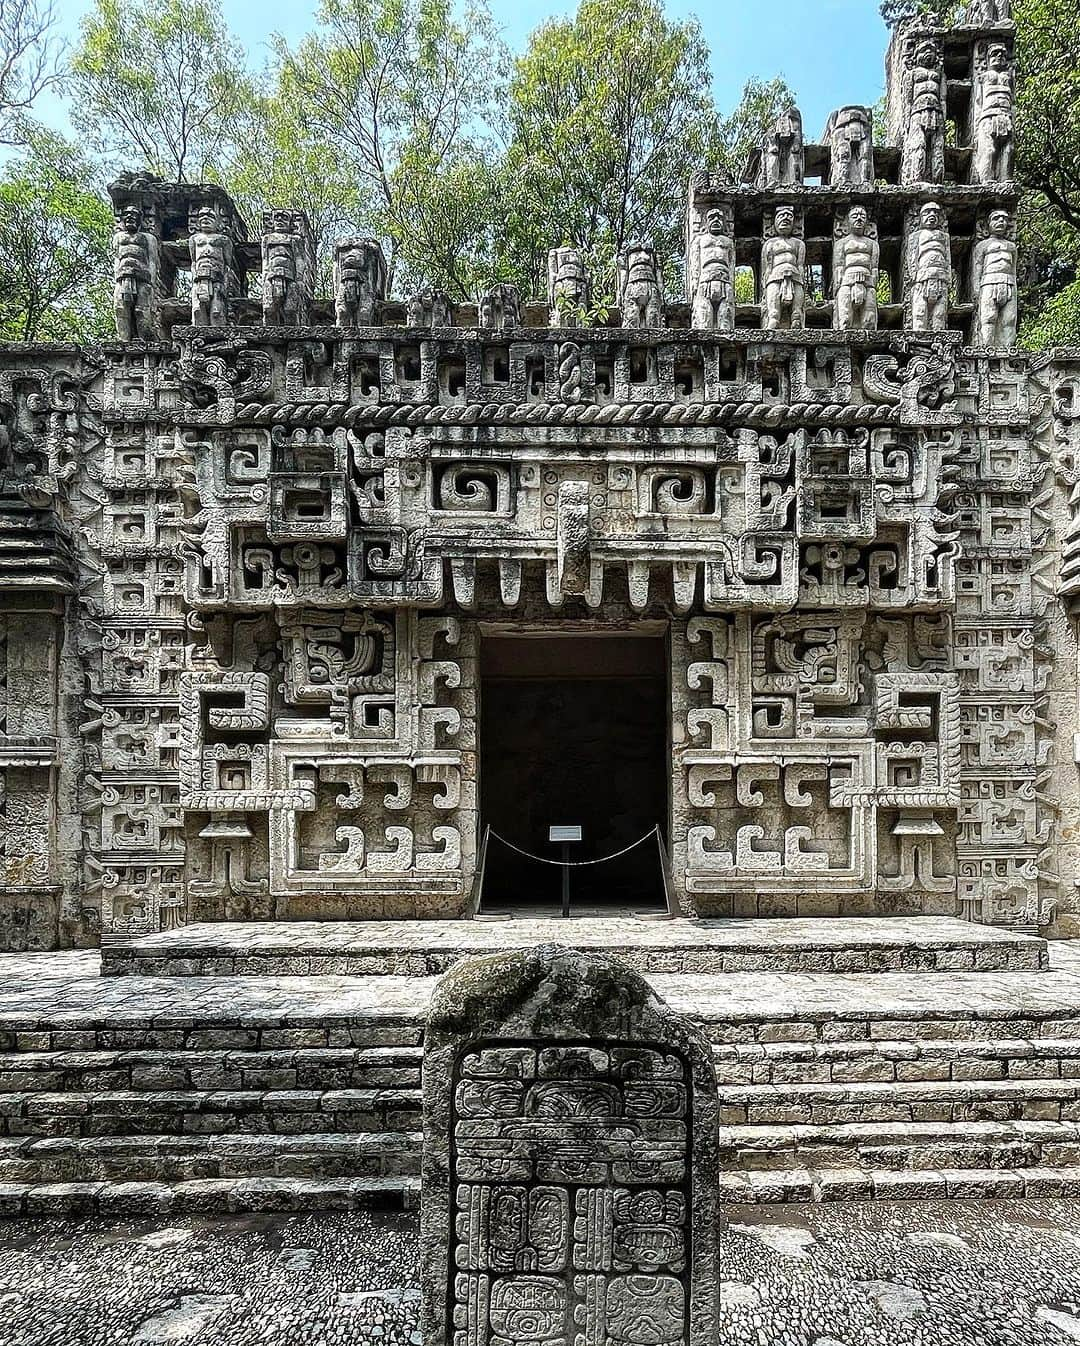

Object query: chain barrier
[487,826,662,869]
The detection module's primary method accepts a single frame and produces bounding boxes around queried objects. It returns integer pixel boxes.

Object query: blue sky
[42,0,890,137]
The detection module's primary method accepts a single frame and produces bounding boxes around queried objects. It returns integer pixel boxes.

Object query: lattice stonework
[0,0,1074,945]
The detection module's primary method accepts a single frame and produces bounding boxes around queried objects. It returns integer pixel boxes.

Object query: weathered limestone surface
[97,914,1049,978]
[0,7,1070,949]
[420,945,719,1346]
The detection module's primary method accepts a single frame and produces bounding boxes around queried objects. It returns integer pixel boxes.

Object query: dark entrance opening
[478,631,669,914]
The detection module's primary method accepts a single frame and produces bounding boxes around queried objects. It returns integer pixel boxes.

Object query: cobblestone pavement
[5,1202,1080,1345]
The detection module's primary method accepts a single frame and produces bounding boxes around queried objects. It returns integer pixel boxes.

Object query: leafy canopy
[71,0,249,181]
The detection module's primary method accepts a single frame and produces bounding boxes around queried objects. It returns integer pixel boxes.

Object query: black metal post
[561,842,571,918]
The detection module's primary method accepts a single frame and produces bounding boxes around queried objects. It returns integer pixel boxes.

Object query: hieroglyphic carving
[422,947,719,1346]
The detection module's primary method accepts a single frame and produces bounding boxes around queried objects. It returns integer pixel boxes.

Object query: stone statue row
[112,199,1018,345]
[762,42,1013,191]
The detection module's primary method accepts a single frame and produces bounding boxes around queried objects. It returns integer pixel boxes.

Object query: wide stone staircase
[3,916,1080,1215]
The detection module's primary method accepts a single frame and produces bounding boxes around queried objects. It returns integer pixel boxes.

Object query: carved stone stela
[1,3,1078,949]
[422,948,720,1346]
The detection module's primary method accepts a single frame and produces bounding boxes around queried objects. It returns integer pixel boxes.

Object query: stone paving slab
[4,1202,1080,1345]
[99,915,1049,977]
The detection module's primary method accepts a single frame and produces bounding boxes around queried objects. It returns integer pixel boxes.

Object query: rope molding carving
[225,401,903,429]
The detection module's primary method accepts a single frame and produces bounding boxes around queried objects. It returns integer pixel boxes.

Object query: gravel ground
[4,1200,1080,1345]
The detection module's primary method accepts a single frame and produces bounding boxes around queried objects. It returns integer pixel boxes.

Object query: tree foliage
[498,0,719,297]
[71,0,249,180]
[0,127,111,341]
[278,0,500,293]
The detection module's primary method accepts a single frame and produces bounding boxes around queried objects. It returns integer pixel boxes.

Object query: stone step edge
[720,1165,1080,1204]
[3,1166,1080,1217]
[0,1175,419,1218]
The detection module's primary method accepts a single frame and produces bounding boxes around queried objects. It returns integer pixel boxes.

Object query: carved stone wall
[0,3,1073,946]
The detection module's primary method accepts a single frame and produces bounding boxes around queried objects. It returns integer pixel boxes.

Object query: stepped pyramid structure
[6,0,1080,1220]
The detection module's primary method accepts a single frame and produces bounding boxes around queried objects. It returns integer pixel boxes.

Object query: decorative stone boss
[421,945,720,1346]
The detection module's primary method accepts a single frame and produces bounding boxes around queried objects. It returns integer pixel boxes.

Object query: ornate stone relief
[0,4,1063,944]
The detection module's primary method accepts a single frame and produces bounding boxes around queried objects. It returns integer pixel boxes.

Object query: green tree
[499,0,719,298]
[224,68,363,290]
[0,127,112,341]
[279,0,501,295]
[716,77,798,179]
[71,0,249,181]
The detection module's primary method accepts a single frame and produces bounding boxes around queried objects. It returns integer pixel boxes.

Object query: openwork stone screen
[1,0,1079,948]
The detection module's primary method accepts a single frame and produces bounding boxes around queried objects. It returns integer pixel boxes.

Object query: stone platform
[2,936,1080,1219]
[99,915,1048,978]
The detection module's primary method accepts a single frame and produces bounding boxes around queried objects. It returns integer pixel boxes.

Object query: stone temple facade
[0,0,1076,951]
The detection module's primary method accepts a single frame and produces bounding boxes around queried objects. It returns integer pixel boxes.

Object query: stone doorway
[477,629,669,914]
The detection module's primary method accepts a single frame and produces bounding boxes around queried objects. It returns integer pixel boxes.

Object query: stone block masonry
[0,0,1076,946]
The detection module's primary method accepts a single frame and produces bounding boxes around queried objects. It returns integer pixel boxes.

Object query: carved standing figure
[909,202,952,333]
[903,39,947,183]
[618,242,663,328]
[261,209,313,326]
[762,206,806,331]
[762,106,804,186]
[334,238,387,327]
[407,289,453,328]
[834,206,880,331]
[973,43,1015,182]
[189,203,233,328]
[973,209,1018,346]
[826,106,874,187]
[548,247,591,326]
[479,283,521,331]
[113,204,158,341]
[688,205,735,331]
[966,0,1012,21]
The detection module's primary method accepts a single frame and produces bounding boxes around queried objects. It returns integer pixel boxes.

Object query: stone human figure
[406,289,452,328]
[826,106,874,187]
[687,205,735,331]
[972,209,1018,346]
[261,209,313,326]
[966,0,1012,22]
[762,206,806,331]
[618,242,663,329]
[548,247,591,326]
[113,203,159,341]
[188,203,234,328]
[762,105,804,186]
[833,206,880,332]
[902,39,947,184]
[334,238,387,326]
[909,202,952,332]
[972,43,1015,183]
[479,283,521,330]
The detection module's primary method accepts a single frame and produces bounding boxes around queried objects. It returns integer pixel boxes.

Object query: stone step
[0,1130,423,1184]
[717,1077,1080,1126]
[0,1046,423,1093]
[0,1023,425,1055]
[3,1165,1080,1219]
[718,1166,1080,1204]
[712,1037,1080,1085]
[717,1118,1080,1173]
[100,916,1047,978]
[0,1088,423,1139]
[0,1176,420,1218]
